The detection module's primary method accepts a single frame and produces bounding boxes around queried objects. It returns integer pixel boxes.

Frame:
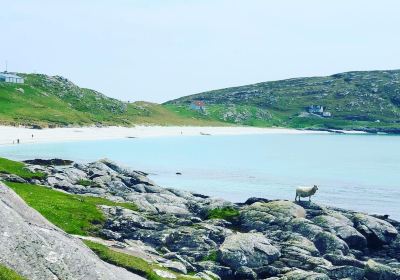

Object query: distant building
[307,105,324,114]
[190,101,206,112]
[307,105,332,117]
[0,72,24,84]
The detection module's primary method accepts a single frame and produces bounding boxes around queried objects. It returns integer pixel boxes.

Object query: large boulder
[315,265,365,280]
[289,218,324,240]
[365,260,400,280]
[0,182,143,280]
[280,269,329,280]
[240,201,306,231]
[313,231,350,255]
[312,214,367,249]
[353,213,398,246]
[218,232,280,269]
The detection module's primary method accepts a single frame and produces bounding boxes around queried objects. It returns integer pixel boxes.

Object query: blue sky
[1,0,400,102]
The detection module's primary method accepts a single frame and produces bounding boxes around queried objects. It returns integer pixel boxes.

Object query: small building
[307,105,324,114]
[0,72,24,84]
[322,111,332,117]
[190,101,206,112]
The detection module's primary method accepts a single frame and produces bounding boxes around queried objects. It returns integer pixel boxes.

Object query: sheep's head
[313,185,319,191]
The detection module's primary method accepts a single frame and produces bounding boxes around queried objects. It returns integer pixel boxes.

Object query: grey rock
[312,214,367,249]
[218,232,280,269]
[289,218,324,240]
[165,227,218,254]
[314,231,350,255]
[241,201,306,231]
[196,261,232,278]
[0,182,144,280]
[0,173,27,183]
[323,254,365,268]
[153,269,177,279]
[234,266,257,280]
[315,265,365,280]
[102,206,164,232]
[365,259,400,280]
[353,213,398,246]
[279,269,329,280]
[162,261,187,274]
[195,272,215,280]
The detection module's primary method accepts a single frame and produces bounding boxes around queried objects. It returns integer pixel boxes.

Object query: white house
[0,72,24,83]
[307,105,324,114]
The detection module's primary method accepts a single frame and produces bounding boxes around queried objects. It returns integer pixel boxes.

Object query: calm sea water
[1,134,399,219]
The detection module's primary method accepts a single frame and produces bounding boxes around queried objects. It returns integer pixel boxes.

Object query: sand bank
[0,125,327,146]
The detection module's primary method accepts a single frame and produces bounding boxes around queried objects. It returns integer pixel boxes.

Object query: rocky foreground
[0,181,144,280]
[3,159,400,280]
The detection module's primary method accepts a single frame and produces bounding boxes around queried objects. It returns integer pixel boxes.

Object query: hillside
[0,73,223,128]
[2,70,400,132]
[165,70,400,133]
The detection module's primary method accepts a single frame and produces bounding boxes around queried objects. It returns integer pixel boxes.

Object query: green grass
[201,250,218,262]
[5,182,138,236]
[84,240,196,280]
[2,70,400,132]
[0,264,26,280]
[0,157,45,180]
[0,74,225,128]
[77,179,100,187]
[166,69,400,133]
[206,207,240,223]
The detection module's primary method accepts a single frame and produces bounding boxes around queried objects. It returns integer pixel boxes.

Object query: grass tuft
[0,264,26,280]
[201,250,218,262]
[84,240,196,280]
[206,207,240,223]
[0,157,46,180]
[5,182,138,236]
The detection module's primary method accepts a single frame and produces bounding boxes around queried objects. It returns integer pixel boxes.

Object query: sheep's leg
[295,194,297,202]
[309,196,311,202]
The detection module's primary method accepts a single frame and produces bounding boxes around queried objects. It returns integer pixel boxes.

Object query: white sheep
[295,185,319,202]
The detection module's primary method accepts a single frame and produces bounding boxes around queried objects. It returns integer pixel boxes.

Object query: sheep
[295,185,319,202]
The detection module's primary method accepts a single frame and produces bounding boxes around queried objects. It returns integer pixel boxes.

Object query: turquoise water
[1,133,399,219]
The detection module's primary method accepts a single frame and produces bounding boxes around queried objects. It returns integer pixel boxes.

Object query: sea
[1,133,399,219]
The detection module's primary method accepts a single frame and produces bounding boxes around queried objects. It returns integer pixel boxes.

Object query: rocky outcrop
[353,213,398,246]
[240,201,306,231]
[365,260,400,280]
[0,182,144,280]
[13,159,400,280]
[218,233,280,269]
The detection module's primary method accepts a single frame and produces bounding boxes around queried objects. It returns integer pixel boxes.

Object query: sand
[0,125,326,146]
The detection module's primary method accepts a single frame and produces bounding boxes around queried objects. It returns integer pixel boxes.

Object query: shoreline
[0,125,330,146]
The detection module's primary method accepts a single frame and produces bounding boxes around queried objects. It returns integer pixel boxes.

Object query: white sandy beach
[0,125,327,146]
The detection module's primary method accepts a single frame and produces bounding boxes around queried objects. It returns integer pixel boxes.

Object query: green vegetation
[77,179,100,187]
[0,157,45,180]
[206,207,240,223]
[2,70,400,132]
[166,70,400,133]
[5,182,138,235]
[84,240,196,280]
[201,250,218,262]
[0,264,26,280]
[0,74,224,127]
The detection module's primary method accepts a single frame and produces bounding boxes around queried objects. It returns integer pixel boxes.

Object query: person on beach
[17,139,20,144]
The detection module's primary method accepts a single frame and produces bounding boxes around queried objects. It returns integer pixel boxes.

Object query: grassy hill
[0,73,223,127]
[2,70,400,132]
[165,70,400,133]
